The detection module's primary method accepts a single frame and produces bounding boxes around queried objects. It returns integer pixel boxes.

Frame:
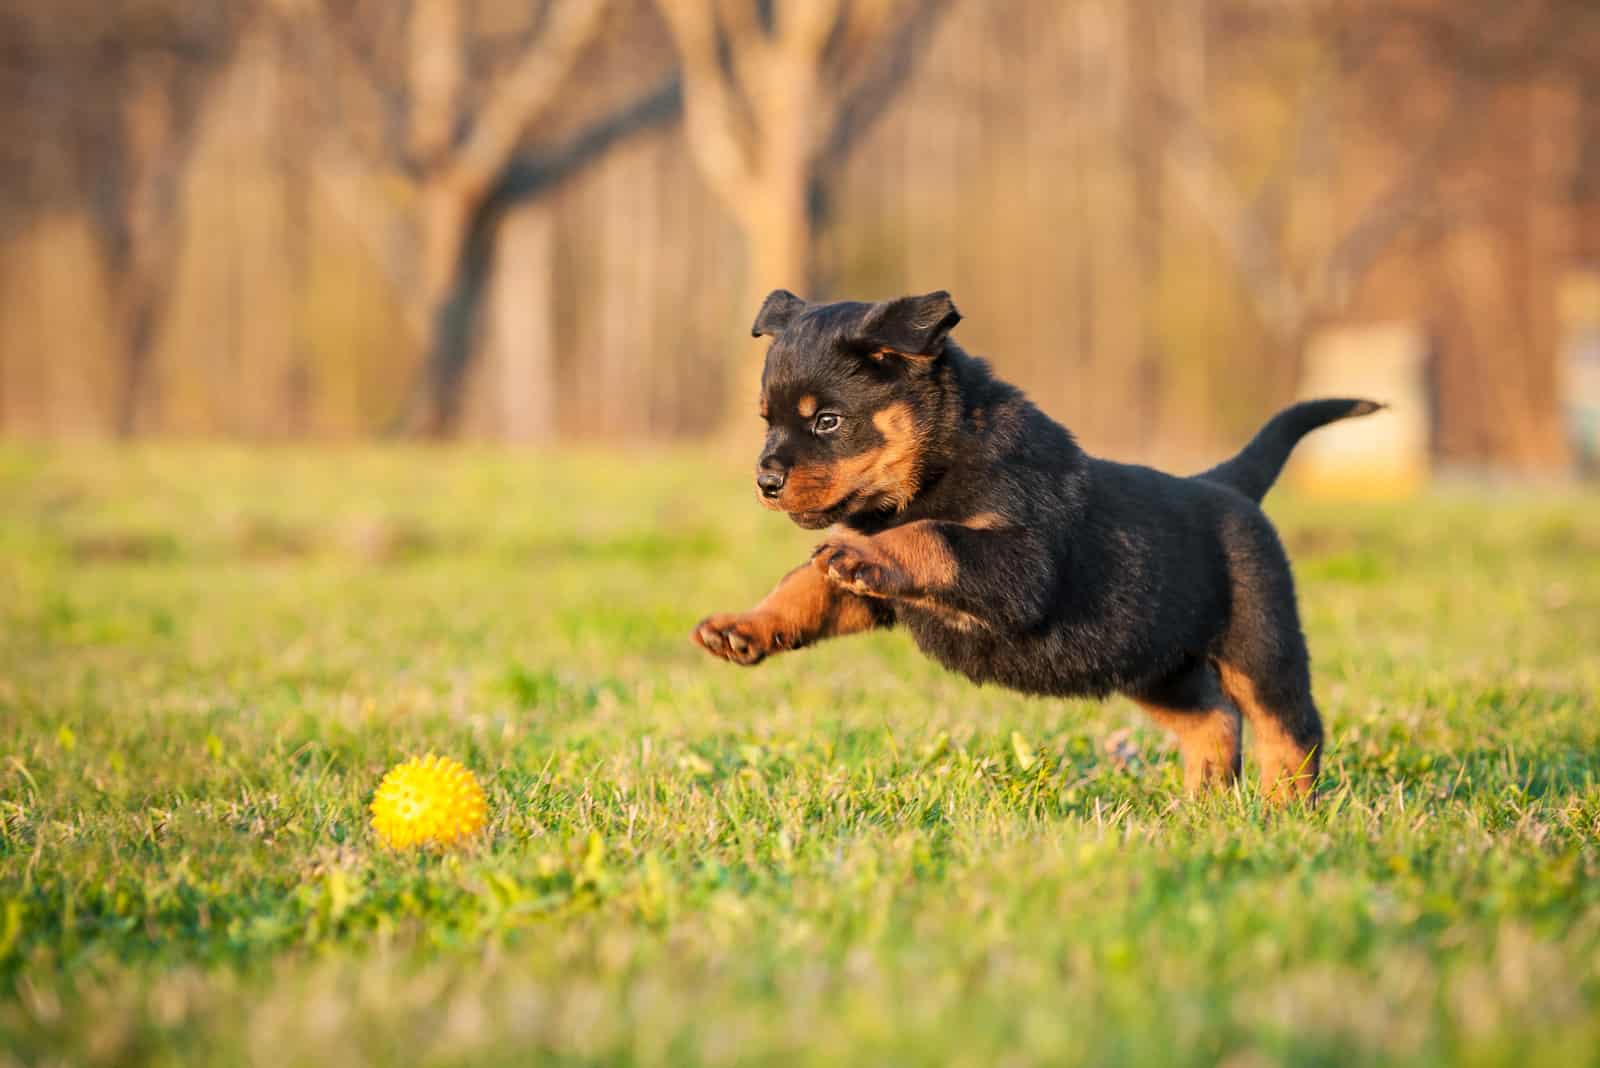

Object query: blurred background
[1,0,1598,475]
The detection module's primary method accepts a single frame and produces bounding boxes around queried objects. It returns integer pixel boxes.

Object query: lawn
[2,446,1599,1067]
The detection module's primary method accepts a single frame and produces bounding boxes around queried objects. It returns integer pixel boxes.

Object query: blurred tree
[1072,0,1598,466]
[653,0,950,426]
[1124,0,1595,396]
[0,0,245,434]
[269,0,682,435]
[1581,74,1600,267]
[2,0,1593,462]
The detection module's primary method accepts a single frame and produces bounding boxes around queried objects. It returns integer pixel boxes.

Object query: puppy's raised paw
[811,540,906,598]
[692,611,796,666]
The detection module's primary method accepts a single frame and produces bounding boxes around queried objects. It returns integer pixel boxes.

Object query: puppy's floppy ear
[855,291,961,359]
[751,289,809,338]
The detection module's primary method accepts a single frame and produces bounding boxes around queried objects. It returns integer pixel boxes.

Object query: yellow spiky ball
[370,754,487,849]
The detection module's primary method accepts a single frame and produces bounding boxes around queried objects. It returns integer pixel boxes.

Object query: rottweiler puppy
[693,289,1382,802]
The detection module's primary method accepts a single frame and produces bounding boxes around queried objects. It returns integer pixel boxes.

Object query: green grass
[2,445,1599,1067]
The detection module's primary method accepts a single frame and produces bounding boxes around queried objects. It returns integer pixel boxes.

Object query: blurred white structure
[1291,323,1431,497]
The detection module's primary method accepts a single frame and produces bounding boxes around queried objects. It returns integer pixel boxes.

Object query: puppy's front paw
[692,611,795,666]
[811,540,904,598]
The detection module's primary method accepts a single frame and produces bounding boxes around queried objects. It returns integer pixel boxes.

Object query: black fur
[705,290,1384,798]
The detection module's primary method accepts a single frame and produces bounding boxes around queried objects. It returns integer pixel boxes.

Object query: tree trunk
[110,67,189,436]
[1128,0,1168,455]
[729,177,812,428]
[492,200,559,442]
[420,179,481,319]
[411,176,487,433]
[112,277,167,436]
[727,62,815,430]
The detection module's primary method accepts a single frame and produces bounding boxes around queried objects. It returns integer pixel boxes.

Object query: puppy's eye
[813,412,841,435]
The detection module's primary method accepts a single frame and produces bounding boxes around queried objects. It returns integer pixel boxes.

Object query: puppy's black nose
[757,468,787,498]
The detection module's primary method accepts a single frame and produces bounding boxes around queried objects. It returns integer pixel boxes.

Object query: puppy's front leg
[693,562,889,666]
[812,517,1044,632]
[810,536,924,600]
[810,521,965,602]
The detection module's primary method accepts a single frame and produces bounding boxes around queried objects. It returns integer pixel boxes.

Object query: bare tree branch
[776,0,845,59]
[713,0,764,50]
[268,0,398,153]
[497,75,684,201]
[408,0,464,165]
[821,0,950,169]
[1246,53,1337,256]
[308,143,430,339]
[1313,75,1486,312]
[655,0,759,212]
[1154,94,1308,343]
[402,74,685,434]
[450,0,613,196]
[1121,2,1532,353]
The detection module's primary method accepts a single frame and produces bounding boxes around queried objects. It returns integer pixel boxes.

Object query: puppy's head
[748,289,961,529]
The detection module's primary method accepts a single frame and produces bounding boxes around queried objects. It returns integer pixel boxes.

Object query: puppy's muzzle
[756,466,787,500]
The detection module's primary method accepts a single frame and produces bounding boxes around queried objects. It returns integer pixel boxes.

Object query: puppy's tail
[1195,398,1385,503]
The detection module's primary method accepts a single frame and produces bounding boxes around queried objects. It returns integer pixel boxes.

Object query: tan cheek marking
[797,395,817,419]
[781,401,924,514]
[867,402,925,510]
[779,462,842,511]
[804,447,886,510]
[963,511,1009,530]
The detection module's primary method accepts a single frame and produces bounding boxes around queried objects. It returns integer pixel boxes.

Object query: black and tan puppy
[693,289,1382,802]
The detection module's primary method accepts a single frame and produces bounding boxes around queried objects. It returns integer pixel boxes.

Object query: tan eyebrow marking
[797,395,818,419]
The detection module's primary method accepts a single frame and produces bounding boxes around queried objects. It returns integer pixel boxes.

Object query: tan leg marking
[811,515,1011,631]
[812,513,1007,595]
[963,511,1009,530]
[1139,702,1243,794]
[693,563,881,665]
[811,521,955,596]
[1217,663,1319,803]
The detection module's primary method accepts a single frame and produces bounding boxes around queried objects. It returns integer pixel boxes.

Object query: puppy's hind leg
[1134,660,1242,795]
[1218,658,1322,804]
[1217,519,1324,803]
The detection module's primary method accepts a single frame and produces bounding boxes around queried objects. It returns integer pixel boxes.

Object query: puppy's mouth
[782,491,861,530]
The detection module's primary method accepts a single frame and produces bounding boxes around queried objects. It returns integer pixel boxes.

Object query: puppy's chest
[897,604,1116,699]
[899,607,1036,686]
